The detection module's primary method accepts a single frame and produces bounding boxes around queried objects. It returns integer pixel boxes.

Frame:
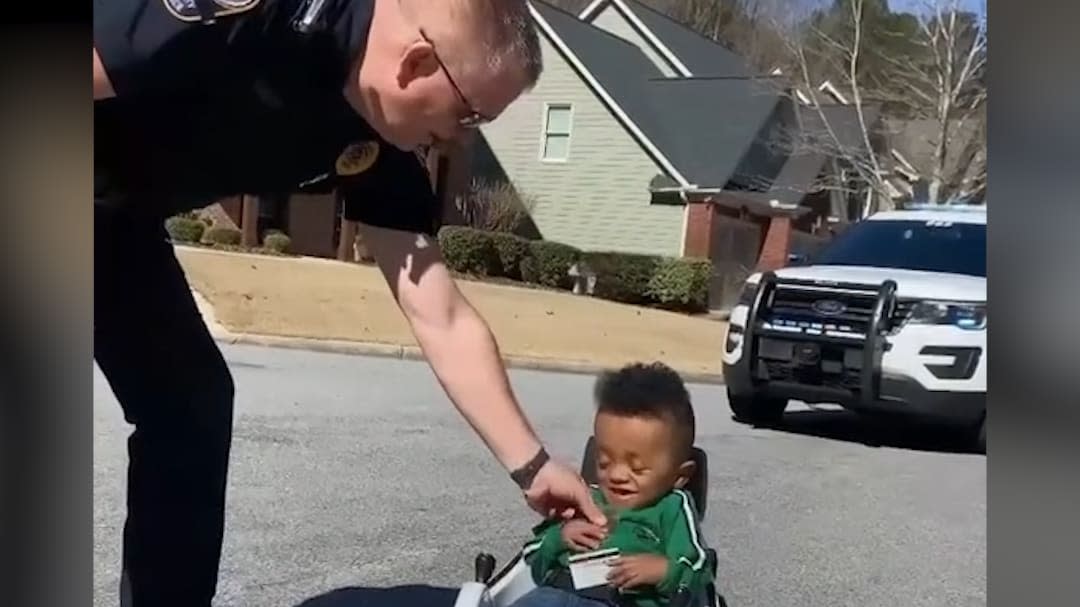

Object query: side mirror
[787,252,808,266]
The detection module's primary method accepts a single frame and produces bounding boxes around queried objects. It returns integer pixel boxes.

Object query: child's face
[593,410,695,511]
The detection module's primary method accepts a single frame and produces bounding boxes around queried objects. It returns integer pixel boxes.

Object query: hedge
[437,225,710,311]
[489,231,531,280]
[165,216,206,243]
[584,251,659,306]
[580,252,711,311]
[646,257,712,311]
[263,232,292,254]
[527,240,582,289]
[204,226,242,246]
[438,225,499,275]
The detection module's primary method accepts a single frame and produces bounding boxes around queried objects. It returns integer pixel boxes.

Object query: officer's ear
[397,39,440,87]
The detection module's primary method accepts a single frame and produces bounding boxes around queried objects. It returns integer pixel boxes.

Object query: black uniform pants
[94,204,235,606]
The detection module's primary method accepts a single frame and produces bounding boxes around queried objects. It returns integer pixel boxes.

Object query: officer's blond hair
[404,0,543,87]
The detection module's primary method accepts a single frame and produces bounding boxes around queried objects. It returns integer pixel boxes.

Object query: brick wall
[681,195,796,272]
[286,192,338,258]
[757,216,793,271]
[682,201,714,257]
[208,196,242,228]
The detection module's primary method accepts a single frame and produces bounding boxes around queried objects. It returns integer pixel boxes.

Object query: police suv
[721,205,987,451]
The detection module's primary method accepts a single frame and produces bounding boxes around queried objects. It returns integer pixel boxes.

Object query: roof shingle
[534,2,779,188]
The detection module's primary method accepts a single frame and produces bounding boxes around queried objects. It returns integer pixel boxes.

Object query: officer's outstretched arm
[359,222,544,473]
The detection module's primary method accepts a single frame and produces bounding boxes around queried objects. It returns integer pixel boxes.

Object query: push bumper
[722,273,986,428]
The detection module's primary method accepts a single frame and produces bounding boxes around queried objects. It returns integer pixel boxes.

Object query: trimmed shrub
[519,256,539,284]
[527,240,582,289]
[646,257,712,311]
[584,251,660,305]
[438,225,499,276]
[203,226,242,246]
[165,216,206,243]
[577,251,713,312]
[263,232,292,254]
[489,232,531,279]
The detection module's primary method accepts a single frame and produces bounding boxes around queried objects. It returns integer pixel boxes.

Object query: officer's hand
[524,459,607,527]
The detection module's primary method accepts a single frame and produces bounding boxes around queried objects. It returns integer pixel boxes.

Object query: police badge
[162,0,262,23]
[335,142,381,176]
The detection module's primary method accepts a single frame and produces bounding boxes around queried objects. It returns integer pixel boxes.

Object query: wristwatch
[510,446,549,490]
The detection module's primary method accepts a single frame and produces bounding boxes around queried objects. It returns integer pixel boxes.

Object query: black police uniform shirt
[94,0,441,236]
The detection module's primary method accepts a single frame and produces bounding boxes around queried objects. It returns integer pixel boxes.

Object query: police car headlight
[736,281,760,307]
[909,301,987,330]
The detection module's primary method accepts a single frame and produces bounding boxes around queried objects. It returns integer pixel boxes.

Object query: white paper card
[568,548,620,590]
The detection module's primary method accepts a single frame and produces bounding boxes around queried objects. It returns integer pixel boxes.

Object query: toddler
[511,362,713,607]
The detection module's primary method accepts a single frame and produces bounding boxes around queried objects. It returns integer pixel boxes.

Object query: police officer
[93,0,607,604]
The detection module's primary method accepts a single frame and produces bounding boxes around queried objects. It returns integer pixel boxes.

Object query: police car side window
[336,141,441,236]
[94,0,263,97]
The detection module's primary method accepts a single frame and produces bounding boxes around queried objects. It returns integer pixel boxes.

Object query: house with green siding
[468,0,871,276]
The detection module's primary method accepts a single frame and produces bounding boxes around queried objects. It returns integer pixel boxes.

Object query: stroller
[452,436,729,607]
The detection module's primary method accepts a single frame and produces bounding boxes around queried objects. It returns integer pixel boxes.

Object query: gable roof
[580,0,753,77]
[530,1,690,186]
[641,77,783,189]
[532,1,781,189]
[760,103,884,203]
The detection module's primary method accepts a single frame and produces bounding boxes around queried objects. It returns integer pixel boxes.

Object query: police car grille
[763,285,914,336]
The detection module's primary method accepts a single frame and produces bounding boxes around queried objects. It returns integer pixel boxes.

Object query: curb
[212,332,726,385]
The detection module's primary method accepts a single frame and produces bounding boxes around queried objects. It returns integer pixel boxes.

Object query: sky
[889,0,986,17]
[784,0,986,21]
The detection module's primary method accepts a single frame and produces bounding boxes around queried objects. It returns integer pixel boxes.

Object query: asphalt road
[94,344,986,607]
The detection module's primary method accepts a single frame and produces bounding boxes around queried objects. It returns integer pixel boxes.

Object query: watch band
[510,446,549,490]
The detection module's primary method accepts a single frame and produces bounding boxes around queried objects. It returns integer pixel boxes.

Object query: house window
[541,104,573,161]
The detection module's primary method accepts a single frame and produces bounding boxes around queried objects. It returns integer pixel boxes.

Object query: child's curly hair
[593,362,695,459]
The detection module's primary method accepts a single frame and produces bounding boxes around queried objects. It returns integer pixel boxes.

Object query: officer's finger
[581,526,606,541]
[577,533,600,550]
[576,482,607,527]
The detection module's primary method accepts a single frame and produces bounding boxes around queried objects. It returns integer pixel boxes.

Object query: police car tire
[729,392,787,426]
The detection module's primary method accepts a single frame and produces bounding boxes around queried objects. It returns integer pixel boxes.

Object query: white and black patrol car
[721,205,987,451]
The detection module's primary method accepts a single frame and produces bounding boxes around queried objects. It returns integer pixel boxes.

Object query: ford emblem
[811,299,847,316]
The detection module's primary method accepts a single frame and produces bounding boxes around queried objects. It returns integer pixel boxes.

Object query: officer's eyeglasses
[418,29,494,129]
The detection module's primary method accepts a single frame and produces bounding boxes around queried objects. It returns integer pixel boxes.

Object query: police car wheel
[729,392,787,426]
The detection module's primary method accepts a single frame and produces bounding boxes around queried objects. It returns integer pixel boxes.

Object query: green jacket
[521,487,713,607]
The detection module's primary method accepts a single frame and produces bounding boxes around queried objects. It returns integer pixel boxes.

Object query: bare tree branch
[764,0,986,214]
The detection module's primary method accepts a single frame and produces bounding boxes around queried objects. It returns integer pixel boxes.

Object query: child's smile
[593,411,692,511]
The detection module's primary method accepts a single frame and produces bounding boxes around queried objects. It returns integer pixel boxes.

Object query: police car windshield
[810,218,987,277]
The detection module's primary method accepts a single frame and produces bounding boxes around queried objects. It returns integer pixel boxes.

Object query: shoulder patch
[336,141,381,176]
[162,0,261,23]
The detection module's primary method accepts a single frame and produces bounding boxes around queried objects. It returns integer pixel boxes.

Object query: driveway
[94,344,985,607]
